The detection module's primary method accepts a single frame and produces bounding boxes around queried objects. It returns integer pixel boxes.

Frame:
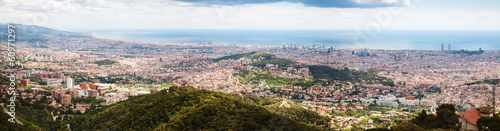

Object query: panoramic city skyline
[1,0,500,31]
[2,0,500,130]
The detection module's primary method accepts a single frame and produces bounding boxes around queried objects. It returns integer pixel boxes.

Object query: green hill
[212,51,274,62]
[308,65,395,86]
[235,71,319,87]
[67,86,328,130]
[307,65,353,81]
[213,51,297,68]
[465,79,500,85]
[94,59,118,66]
[0,110,39,131]
[252,58,296,68]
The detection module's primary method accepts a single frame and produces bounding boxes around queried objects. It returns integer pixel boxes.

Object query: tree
[366,128,390,131]
[392,121,424,131]
[436,104,459,130]
[422,115,443,129]
[411,110,428,126]
[477,116,500,131]
[437,104,455,112]
[411,109,444,130]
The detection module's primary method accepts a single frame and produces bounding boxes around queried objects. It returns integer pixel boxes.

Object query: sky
[1,0,500,31]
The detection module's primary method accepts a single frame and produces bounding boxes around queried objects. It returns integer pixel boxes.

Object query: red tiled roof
[458,109,482,125]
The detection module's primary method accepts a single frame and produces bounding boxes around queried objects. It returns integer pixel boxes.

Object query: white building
[66,77,73,88]
[377,95,398,108]
[43,78,63,87]
[360,98,375,103]
[399,98,420,106]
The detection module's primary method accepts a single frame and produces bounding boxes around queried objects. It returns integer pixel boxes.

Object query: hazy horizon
[87,29,500,50]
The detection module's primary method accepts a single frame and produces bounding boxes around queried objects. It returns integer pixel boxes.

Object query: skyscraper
[448,44,451,51]
[441,43,444,51]
[67,77,73,88]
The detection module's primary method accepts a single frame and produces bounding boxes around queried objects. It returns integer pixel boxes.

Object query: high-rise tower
[441,43,444,51]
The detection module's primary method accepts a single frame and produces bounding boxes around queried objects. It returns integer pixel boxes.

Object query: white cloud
[351,0,411,7]
[0,0,499,30]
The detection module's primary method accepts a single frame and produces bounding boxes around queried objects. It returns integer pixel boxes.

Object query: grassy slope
[67,86,326,131]
[0,110,38,131]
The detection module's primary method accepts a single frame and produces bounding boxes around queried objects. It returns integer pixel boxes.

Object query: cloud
[173,0,411,8]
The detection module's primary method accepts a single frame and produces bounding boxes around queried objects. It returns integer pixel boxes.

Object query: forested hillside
[67,86,329,130]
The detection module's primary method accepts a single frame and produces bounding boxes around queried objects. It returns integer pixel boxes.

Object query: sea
[90,29,500,50]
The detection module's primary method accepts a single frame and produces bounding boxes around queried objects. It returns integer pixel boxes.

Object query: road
[0,103,24,125]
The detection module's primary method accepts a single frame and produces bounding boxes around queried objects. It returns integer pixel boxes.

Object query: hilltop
[308,65,395,86]
[212,51,275,62]
[0,23,92,44]
[67,86,328,130]
[94,59,119,66]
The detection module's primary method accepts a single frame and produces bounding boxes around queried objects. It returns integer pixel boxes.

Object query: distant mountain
[67,86,326,130]
[0,23,92,43]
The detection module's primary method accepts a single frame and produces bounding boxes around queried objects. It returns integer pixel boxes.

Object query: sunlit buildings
[66,77,73,88]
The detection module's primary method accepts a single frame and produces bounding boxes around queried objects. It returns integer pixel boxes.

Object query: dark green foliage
[410,104,458,130]
[235,71,320,87]
[212,51,274,62]
[411,110,427,126]
[0,78,58,130]
[67,86,324,130]
[465,79,500,86]
[96,76,125,83]
[240,94,331,127]
[436,104,459,130]
[94,59,118,66]
[307,65,395,86]
[0,98,59,131]
[71,97,102,104]
[307,65,352,81]
[477,116,500,131]
[366,128,391,131]
[0,111,38,131]
[391,121,424,131]
[213,52,255,62]
[249,52,275,60]
[422,115,444,129]
[252,58,296,68]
